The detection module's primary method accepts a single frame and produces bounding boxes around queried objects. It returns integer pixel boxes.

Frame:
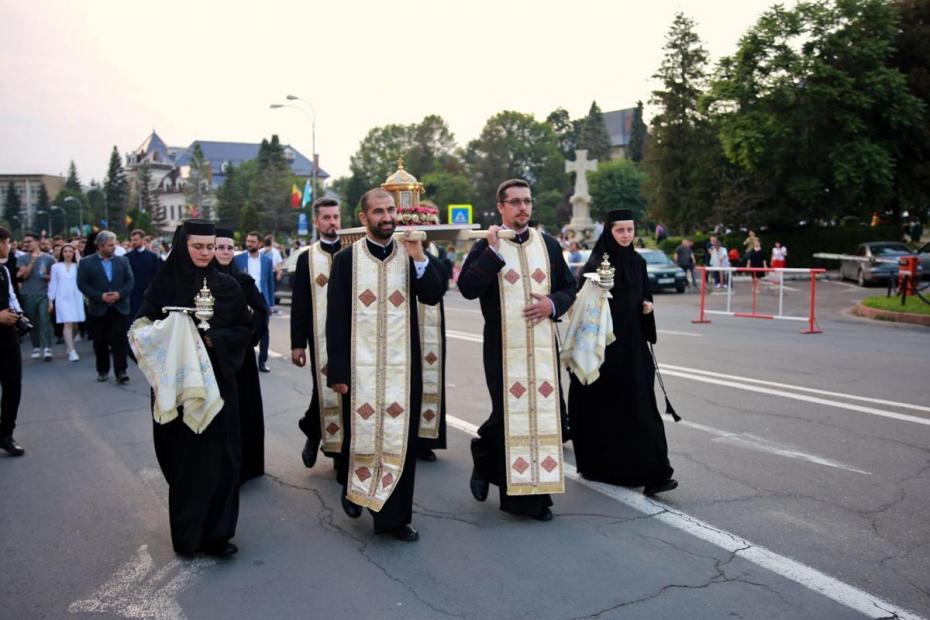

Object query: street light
[36,210,50,236]
[50,206,66,236]
[62,196,82,235]
[271,95,317,239]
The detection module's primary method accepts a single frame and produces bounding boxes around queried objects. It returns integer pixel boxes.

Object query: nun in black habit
[214,227,268,485]
[137,221,254,556]
[567,210,678,496]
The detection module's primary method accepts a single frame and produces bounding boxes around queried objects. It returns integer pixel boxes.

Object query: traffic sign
[448,204,473,225]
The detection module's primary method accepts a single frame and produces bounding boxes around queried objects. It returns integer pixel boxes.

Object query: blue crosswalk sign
[448,204,473,225]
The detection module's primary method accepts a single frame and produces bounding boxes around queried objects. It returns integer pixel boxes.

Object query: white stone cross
[566,149,598,201]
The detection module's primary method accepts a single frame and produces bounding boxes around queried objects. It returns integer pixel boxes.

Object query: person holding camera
[0,228,26,456]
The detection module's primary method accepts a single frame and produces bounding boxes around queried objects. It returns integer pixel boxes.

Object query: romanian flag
[302,178,312,208]
[291,183,301,209]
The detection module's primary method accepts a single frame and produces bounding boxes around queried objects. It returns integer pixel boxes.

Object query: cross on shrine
[565,149,598,200]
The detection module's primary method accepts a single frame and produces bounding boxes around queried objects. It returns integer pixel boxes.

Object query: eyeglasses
[501,198,533,207]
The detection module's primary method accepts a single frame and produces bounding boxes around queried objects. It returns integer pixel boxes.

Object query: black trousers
[0,341,22,437]
[88,307,128,375]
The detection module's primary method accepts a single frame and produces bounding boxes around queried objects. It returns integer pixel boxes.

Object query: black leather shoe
[341,495,362,519]
[0,436,25,456]
[418,448,437,462]
[393,525,419,542]
[96,373,108,382]
[644,479,679,497]
[203,541,238,557]
[469,470,489,502]
[535,507,554,522]
[116,373,129,384]
[301,438,320,468]
[259,364,271,373]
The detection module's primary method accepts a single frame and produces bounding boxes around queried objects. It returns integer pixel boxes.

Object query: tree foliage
[252,135,292,235]
[589,159,647,222]
[3,182,21,231]
[65,160,81,191]
[627,101,647,163]
[576,101,612,162]
[184,143,211,220]
[104,146,127,230]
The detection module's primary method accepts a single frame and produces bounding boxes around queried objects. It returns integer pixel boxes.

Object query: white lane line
[445,415,922,620]
[661,368,930,427]
[266,349,287,359]
[825,279,863,290]
[678,420,872,475]
[68,544,215,619]
[657,329,703,337]
[445,306,484,314]
[661,363,930,414]
[446,331,930,423]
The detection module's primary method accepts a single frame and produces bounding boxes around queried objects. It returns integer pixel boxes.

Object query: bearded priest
[325,188,446,541]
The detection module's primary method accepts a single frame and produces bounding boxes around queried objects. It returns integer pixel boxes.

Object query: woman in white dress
[48,244,86,362]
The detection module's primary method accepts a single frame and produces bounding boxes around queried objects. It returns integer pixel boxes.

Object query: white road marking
[68,544,215,619]
[445,415,922,620]
[660,364,930,414]
[445,330,483,343]
[265,349,287,360]
[678,420,872,475]
[657,329,703,337]
[445,306,483,314]
[271,313,291,319]
[825,279,863,290]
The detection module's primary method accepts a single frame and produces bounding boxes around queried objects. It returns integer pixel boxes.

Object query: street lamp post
[50,206,66,236]
[271,95,317,240]
[62,196,82,235]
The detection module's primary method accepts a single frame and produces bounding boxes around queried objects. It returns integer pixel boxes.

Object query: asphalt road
[1,279,927,619]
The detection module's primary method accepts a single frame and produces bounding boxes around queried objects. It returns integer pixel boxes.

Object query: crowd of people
[1,180,681,560]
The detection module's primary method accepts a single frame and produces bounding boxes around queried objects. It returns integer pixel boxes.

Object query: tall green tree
[577,101,612,162]
[103,146,127,229]
[252,135,292,234]
[421,171,476,217]
[184,143,212,220]
[3,182,22,231]
[627,101,647,163]
[644,13,717,232]
[546,107,580,159]
[65,160,81,191]
[239,202,261,237]
[464,110,565,224]
[892,0,930,225]
[216,161,255,230]
[706,0,924,225]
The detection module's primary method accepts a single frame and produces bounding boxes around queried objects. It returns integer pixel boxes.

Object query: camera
[14,313,32,337]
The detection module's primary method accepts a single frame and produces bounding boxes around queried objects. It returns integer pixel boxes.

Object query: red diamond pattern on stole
[357,403,375,419]
[512,457,530,474]
[422,409,436,422]
[541,455,558,473]
[386,402,404,417]
[326,422,340,436]
[315,273,329,287]
[388,290,405,307]
[509,382,527,399]
[538,381,554,398]
[355,467,371,482]
[424,351,438,365]
[358,289,376,307]
[381,473,394,489]
[503,269,520,285]
[531,268,546,284]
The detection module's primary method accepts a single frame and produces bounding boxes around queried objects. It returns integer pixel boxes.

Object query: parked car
[275,246,311,305]
[839,241,921,286]
[636,249,687,293]
[918,242,930,280]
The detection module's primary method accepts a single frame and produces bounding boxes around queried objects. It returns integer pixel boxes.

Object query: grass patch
[861,294,930,316]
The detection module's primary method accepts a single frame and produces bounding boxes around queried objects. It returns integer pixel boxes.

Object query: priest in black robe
[137,221,254,556]
[567,210,677,496]
[214,227,268,485]
[290,198,344,478]
[326,189,446,541]
[458,179,576,520]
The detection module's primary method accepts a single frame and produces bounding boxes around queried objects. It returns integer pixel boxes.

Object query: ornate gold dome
[382,158,423,192]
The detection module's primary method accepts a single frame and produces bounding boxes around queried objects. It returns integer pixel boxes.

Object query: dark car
[918,242,930,280]
[636,249,687,293]
[840,242,921,286]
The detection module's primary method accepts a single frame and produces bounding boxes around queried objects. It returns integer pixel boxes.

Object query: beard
[368,219,395,240]
[321,226,339,241]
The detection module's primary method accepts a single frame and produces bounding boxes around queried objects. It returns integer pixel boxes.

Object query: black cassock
[568,246,674,487]
[140,263,254,554]
[218,264,269,485]
[290,240,345,477]
[326,239,446,533]
[458,231,576,517]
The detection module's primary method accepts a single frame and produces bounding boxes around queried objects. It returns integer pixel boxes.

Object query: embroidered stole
[307,243,343,453]
[417,243,443,439]
[497,229,565,495]
[348,239,412,511]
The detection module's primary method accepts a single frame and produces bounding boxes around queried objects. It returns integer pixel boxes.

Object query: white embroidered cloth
[561,279,616,385]
[128,312,224,434]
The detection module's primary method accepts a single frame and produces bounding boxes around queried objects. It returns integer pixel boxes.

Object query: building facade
[0,174,66,231]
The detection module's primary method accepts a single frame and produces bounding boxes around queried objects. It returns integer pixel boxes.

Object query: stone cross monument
[564,149,599,247]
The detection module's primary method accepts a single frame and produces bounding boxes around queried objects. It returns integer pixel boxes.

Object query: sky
[0,0,788,185]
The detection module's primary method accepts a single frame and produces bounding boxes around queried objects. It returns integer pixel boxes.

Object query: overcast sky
[1,0,787,185]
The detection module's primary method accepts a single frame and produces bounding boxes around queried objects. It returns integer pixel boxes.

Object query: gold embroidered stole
[307,243,343,453]
[497,229,565,495]
[348,239,412,511]
[417,242,443,439]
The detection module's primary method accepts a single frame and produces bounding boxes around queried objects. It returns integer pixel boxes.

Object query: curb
[851,302,930,326]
